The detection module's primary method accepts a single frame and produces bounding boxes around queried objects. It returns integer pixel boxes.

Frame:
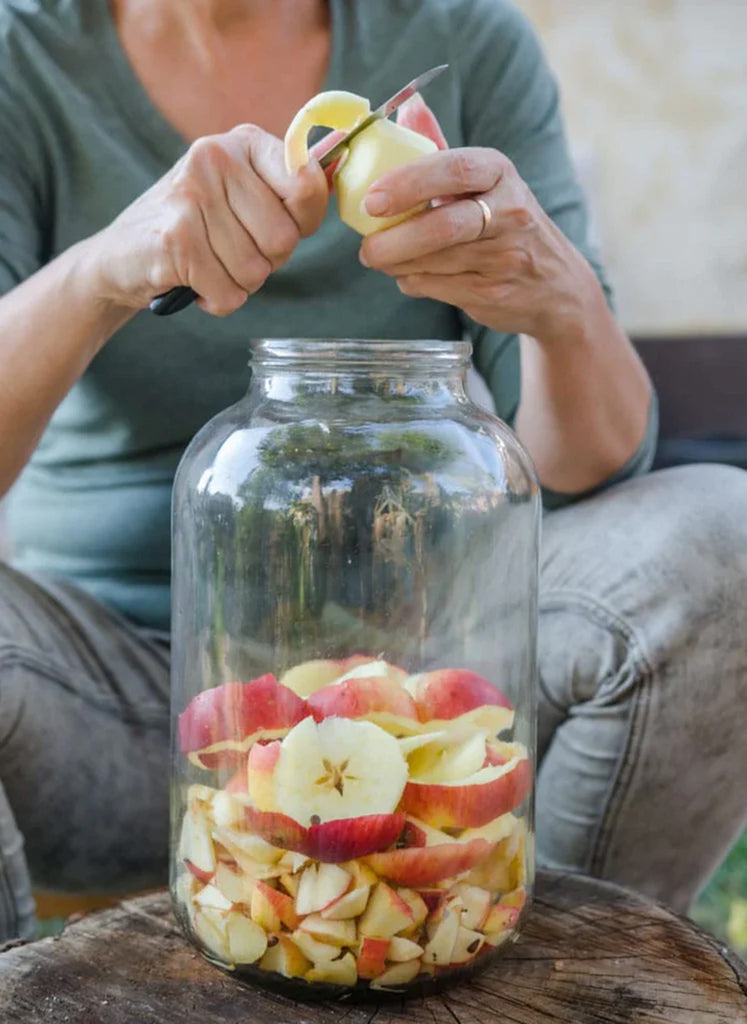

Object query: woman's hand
[89,124,328,317]
[358,147,599,343]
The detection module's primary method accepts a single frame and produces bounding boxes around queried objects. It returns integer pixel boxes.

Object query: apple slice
[214,862,253,906]
[298,914,356,947]
[395,888,428,929]
[295,862,352,916]
[178,675,310,770]
[212,790,247,828]
[277,850,309,873]
[259,934,312,978]
[279,872,301,899]
[357,936,389,979]
[321,885,370,921]
[482,902,521,936]
[407,729,488,784]
[291,929,343,964]
[449,925,485,965]
[225,911,268,963]
[388,936,424,962]
[212,824,284,866]
[247,740,281,811]
[306,813,406,862]
[306,951,358,986]
[466,818,526,891]
[280,655,374,698]
[179,805,216,880]
[330,659,408,687]
[400,755,532,829]
[501,886,527,911]
[450,883,492,930]
[194,883,233,912]
[193,907,231,960]
[422,901,461,966]
[284,90,371,175]
[363,836,492,887]
[272,716,408,825]
[307,676,419,735]
[405,669,515,736]
[358,882,414,939]
[251,880,300,932]
[343,860,378,889]
[370,958,422,989]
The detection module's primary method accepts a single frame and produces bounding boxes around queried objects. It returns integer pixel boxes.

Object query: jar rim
[250,338,472,369]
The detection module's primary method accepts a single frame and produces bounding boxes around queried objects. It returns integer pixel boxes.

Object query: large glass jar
[170,339,540,998]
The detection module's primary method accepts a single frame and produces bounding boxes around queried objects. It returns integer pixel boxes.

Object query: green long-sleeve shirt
[0,0,655,630]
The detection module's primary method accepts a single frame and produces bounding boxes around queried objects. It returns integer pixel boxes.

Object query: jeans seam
[0,645,169,730]
[539,587,655,875]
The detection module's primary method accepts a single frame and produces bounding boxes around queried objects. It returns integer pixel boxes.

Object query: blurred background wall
[516,0,747,336]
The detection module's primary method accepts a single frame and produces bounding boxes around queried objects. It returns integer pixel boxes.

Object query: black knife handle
[150,286,198,316]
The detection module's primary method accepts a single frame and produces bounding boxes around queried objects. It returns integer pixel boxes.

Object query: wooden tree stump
[1,871,745,1023]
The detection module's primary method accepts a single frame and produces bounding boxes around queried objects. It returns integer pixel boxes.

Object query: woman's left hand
[359,147,600,344]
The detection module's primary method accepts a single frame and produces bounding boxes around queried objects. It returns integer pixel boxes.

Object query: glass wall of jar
[171,339,540,997]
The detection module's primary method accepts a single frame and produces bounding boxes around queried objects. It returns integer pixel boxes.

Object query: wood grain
[1,871,745,1024]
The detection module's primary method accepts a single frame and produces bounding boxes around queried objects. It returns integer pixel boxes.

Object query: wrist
[532,249,610,351]
[66,233,137,342]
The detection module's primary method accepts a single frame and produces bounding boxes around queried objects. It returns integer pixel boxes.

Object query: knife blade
[317,63,448,169]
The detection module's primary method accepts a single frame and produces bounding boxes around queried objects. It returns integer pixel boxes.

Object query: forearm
[0,236,133,496]
[515,267,652,496]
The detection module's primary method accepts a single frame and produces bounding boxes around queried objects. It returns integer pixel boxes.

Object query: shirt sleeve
[0,48,46,295]
[449,1,654,504]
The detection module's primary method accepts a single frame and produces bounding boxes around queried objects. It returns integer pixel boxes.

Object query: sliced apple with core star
[178,675,309,770]
[400,754,532,828]
[271,716,408,825]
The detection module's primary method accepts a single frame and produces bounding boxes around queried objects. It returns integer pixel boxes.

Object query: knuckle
[240,255,272,293]
[266,219,301,261]
[451,150,482,190]
[230,122,262,145]
[506,205,534,230]
[185,135,227,174]
[209,291,247,318]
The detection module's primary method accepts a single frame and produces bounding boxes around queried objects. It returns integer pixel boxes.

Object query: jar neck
[247,339,472,404]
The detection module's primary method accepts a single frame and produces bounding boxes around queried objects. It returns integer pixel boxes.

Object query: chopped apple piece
[279,872,301,899]
[251,880,300,932]
[364,835,492,887]
[225,911,268,964]
[407,729,488,784]
[343,860,379,889]
[298,913,356,947]
[466,818,526,890]
[449,926,485,965]
[501,886,527,910]
[214,862,253,906]
[295,862,352,916]
[260,934,312,978]
[306,951,358,986]
[356,936,390,979]
[179,805,216,879]
[193,907,230,960]
[395,888,428,928]
[194,883,233,912]
[370,958,422,989]
[212,790,246,828]
[358,882,414,939]
[482,902,521,936]
[277,850,308,873]
[212,825,284,866]
[321,884,370,921]
[247,740,281,811]
[422,902,461,966]
[388,936,423,962]
[451,883,492,930]
[272,716,408,825]
[291,929,343,965]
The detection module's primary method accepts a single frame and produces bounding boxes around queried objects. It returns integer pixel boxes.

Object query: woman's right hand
[88,124,329,317]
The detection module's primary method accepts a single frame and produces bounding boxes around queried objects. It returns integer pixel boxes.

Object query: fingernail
[359,249,369,267]
[365,190,390,216]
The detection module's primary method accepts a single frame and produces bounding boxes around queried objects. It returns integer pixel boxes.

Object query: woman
[0,0,745,941]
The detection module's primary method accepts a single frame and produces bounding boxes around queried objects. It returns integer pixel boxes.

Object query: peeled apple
[283,89,439,236]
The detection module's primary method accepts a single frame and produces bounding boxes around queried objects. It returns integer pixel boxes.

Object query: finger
[225,163,301,272]
[361,196,489,267]
[397,271,487,308]
[161,198,248,317]
[364,147,506,217]
[231,124,328,237]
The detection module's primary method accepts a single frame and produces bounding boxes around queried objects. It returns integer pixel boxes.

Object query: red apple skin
[184,859,215,885]
[178,675,309,754]
[306,814,406,862]
[410,669,512,722]
[357,937,390,979]
[308,677,418,723]
[244,808,406,863]
[247,739,281,774]
[400,758,532,829]
[363,837,492,886]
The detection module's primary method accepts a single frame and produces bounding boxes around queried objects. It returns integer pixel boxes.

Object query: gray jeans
[2,464,747,941]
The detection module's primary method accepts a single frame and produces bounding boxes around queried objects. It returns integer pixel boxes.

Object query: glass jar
[170,339,540,998]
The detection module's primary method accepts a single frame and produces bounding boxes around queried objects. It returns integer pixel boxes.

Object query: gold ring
[474,196,492,238]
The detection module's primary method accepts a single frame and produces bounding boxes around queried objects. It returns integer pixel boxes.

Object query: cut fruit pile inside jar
[176,658,531,990]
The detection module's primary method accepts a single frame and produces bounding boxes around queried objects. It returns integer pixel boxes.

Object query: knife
[149,64,448,317]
